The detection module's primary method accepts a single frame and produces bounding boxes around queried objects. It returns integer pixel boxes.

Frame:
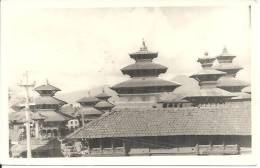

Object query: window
[163,103,167,108]
[168,103,173,108]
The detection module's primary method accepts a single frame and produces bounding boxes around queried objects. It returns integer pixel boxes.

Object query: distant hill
[55,85,119,105]
[171,75,200,96]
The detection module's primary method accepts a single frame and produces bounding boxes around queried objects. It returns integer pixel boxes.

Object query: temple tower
[185,52,233,106]
[76,92,103,125]
[94,88,115,114]
[214,47,250,101]
[111,41,180,106]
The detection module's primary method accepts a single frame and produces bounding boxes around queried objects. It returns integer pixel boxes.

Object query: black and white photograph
[0,0,259,166]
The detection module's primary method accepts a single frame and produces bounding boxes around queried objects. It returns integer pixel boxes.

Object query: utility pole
[18,71,35,158]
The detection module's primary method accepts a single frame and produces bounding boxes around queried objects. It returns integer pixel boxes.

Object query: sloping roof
[31,112,46,120]
[121,62,167,72]
[191,69,226,77]
[158,93,189,103]
[77,107,103,115]
[9,110,72,122]
[94,101,115,109]
[34,84,61,91]
[35,96,67,105]
[242,86,251,94]
[38,110,72,122]
[231,92,251,100]
[9,111,34,123]
[214,63,243,71]
[184,88,234,98]
[216,47,236,58]
[60,104,77,117]
[111,77,181,89]
[217,76,249,88]
[96,92,111,100]
[76,97,100,104]
[66,103,251,139]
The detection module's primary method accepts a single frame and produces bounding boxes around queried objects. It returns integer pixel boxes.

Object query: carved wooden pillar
[111,139,115,154]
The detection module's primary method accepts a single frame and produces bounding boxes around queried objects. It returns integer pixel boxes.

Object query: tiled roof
[242,86,251,94]
[217,76,249,87]
[94,101,115,109]
[76,97,100,104]
[38,110,72,122]
[31,112,46,120]
[184,88,234,98]
[76,107,103,115]
[158,93,189,103]
[34,84,61,91]
[96,92,111,100]
[121,62,167,72]
[35,96,67,105]
[111,77,180,89]
[66,103,251,139]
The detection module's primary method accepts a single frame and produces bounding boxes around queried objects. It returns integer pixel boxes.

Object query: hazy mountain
[55,85,119,105]
[171,75,200,96]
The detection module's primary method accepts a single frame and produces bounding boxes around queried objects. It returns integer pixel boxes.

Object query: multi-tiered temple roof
[215,47,249,92]
[214,47,250,101]
[76,92,103,123]
[94,89,115,112]
[111,41,180,95]
[185,52,233,105]
[9,81,72,124]
[33,81,72,122]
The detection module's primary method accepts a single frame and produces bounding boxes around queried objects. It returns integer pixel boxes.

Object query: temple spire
[222,46,228,54]
[140,39,147,51]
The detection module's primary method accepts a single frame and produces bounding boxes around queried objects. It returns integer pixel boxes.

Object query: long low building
[65,102,250,156]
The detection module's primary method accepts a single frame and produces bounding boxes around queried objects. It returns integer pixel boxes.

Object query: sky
[4,6,251,95]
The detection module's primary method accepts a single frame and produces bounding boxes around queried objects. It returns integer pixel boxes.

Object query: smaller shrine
[214,47,250,101]
[76,92,103,126]
[94,88,115,114]
[185,52,233,106]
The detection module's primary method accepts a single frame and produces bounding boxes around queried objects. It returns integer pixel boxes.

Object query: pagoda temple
[9,81,77,157]
[33,80,77,138]
[94,89,115,114]
[111,41,180,106]
[185,52,233,106]
[64,45,250,157]
[214,47,250,101]
[76,92,103,126]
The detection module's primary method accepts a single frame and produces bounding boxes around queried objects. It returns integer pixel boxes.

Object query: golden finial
[46,79,49,85]
[204,52,209,57]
